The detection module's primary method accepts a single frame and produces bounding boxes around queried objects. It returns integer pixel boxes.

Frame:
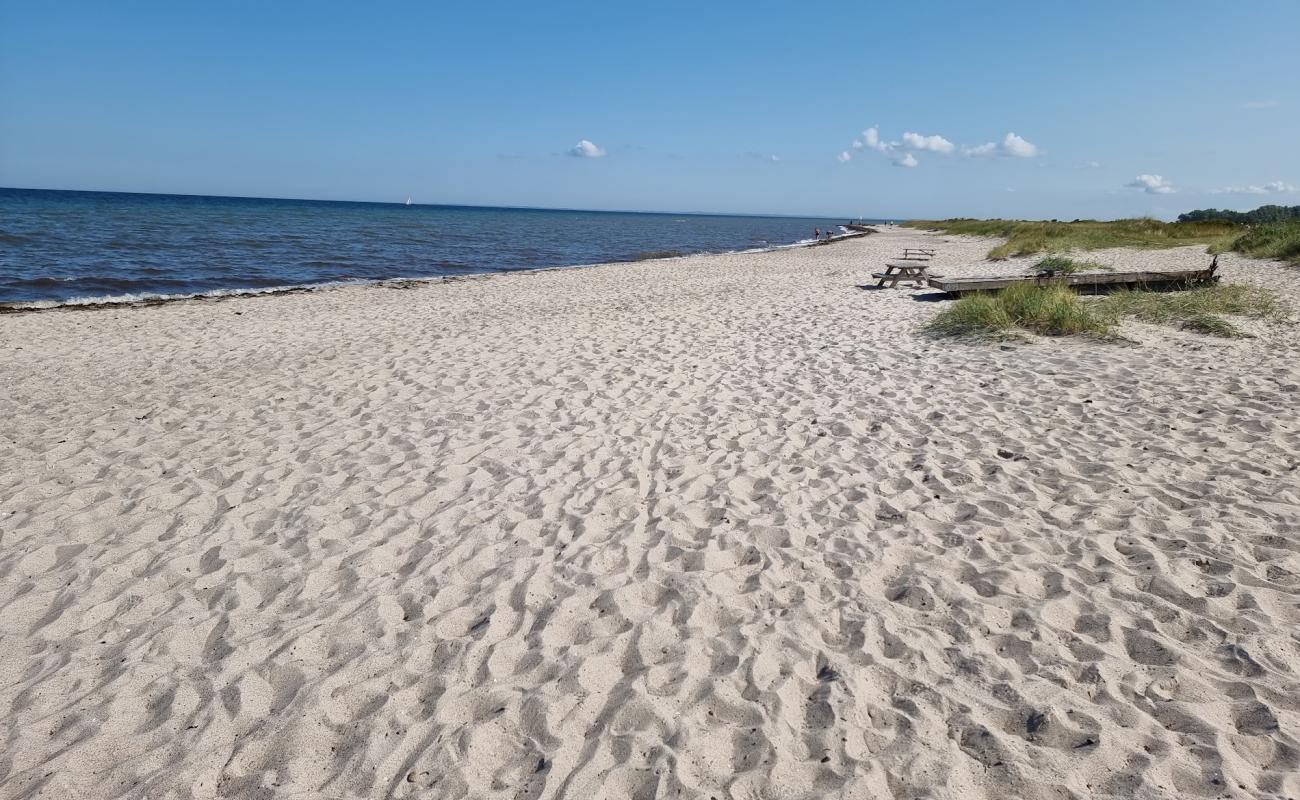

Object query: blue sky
[1,0,1296,219]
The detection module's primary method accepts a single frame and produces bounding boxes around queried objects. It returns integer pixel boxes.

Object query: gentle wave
[0,280,370,311]
[628,249,689,261]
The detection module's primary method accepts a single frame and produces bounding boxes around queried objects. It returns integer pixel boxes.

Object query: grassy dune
[904,218,1238,260]
[1214,220,1300,265]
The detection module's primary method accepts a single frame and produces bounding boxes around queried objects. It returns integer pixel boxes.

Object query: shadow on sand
[853,284,951,303]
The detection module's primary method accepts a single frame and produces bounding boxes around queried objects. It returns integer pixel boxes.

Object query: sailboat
[405,196,413,206]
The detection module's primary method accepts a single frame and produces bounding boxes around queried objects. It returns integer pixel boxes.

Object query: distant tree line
[1177,204,1300,224]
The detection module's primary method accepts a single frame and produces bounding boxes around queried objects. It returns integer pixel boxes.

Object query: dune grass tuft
[1034,255,1112,274]
[926,283,1111,338]
[924,293,1014,337]
[997,284,1112,336]
[1177,313,1244,337]
[1096,284,1282,337]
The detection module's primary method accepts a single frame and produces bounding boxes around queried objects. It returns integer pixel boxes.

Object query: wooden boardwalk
[928,266,1219,295]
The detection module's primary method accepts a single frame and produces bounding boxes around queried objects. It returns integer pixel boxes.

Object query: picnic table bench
[872,259,939,288]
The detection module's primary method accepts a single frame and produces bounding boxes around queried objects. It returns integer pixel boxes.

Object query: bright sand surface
[2,227,1299,800]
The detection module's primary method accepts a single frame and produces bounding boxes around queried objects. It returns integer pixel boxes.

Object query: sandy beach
[3,226,1299,799]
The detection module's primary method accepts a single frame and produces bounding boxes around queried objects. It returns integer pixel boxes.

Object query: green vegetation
[1097,284,1283,337]
[924,293,1014,337]
[927,283,1284,341]
[925,283,1111,338]
[904,218,1239,260]
[913,205,1297,341]
[1034,255,1111,274]
[1179,204,1300,225]
[1178,314,1244,337]
[1215,220,1300,265]
[907,208,1300,266]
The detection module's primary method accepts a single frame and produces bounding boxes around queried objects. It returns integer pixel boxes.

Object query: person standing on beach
[814,228,821,239]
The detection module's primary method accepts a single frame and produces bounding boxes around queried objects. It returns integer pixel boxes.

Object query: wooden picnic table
[872,259,936,288]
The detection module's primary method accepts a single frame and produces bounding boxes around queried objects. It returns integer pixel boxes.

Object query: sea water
[0,188,874,308]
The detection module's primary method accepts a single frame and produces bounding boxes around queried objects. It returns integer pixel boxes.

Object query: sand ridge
[1,228,1299,799]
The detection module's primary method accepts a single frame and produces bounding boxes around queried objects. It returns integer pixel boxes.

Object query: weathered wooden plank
[928,269,1217,295]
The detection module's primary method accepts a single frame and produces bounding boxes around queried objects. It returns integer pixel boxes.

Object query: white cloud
[856,126,937,166]
[1126,174,1176,194]
[1083,160,1102,168]
[901,131,955,154]
[848,125,1037,167]
[568,139,606,158]
[961,142,998,158]
[837,151,852,163]
[1241,100,1279,110]
[1001,133,1039,158]
[961,132,1040,159]
[768,154,780,162]
[1210,180,1296,195]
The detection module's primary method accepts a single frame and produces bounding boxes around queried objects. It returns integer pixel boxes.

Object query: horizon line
[0,185,888,223]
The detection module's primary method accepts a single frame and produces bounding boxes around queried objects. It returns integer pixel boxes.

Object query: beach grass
[1177,313,1245,337]
[928,282,1284,340]
[1034,255,1112,274]
[909,216,1300,266]
[924,293,1015,337]
[905,218,1239,260]
[1214,220,1300,265]
[1096,284,1283,337]
[926,283,1110,338]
